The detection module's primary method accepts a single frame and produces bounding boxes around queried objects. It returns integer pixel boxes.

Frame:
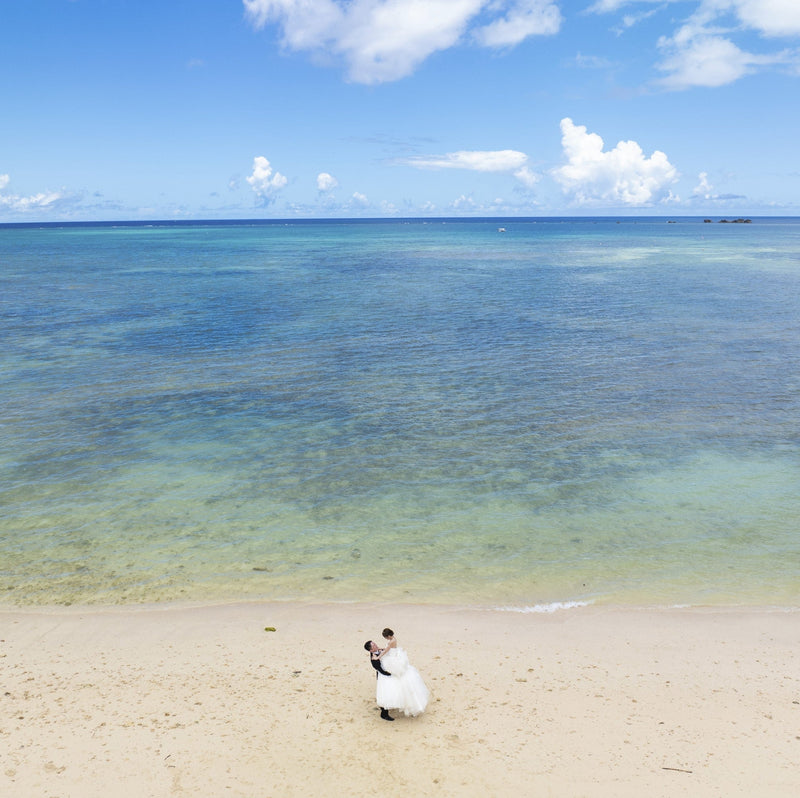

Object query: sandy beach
[2,602,798,797]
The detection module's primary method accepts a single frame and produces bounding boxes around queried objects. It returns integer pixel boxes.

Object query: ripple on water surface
[1,219,800,606]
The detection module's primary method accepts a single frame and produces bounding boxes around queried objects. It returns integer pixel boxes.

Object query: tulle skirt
[375,672,404,710]
[375,648,430,717]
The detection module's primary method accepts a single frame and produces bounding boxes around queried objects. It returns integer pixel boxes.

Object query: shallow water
[2,218,799,607]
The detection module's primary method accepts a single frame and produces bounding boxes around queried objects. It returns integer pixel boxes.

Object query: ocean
[2,217,799,608]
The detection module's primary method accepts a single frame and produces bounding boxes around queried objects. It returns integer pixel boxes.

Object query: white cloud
[0,191,65,211]
[611,6,664,34]
[693,171,713,198]
[243,0,561,84]
[689,170,746,202]
[589,0,680,11]
[351,191,369,207]
[657,34,766,88]
[590,0,800,37]
[405,149,528,172]
[593,0,800,35]
[246,156,288,203]
[587,0,628,10]
[575,52,613,68]
[0,174,66,213]
[652,0,800,89]
[657,26,795,89]
[729,0,800,37]
[513,165,540,189]
[552,118,678,206]
[593,1,800,88]
[473,1,561,48]
[403,149,540,188]
[317,172,338,192]
[450,194,478,210]
[245,0,480,83]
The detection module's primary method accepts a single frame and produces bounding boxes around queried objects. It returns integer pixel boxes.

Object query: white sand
[2,602,799,797]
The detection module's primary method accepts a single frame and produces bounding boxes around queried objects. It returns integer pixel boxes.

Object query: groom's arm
[370,657,391,677]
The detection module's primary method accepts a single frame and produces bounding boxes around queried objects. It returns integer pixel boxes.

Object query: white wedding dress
[377,646,430,717]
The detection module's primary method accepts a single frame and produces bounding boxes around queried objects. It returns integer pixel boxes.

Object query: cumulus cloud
[402,149,540,188]
[350,191,369,207]
[513,165,540,189]
[0,174,66,213]
[551,118,678,206]
[243,0,561,84]
[317,172,338,192]
[693,171,714,198]
[450,194,479,211]
[246,156,288,204]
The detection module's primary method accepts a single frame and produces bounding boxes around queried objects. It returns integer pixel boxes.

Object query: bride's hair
[382,628,394,638]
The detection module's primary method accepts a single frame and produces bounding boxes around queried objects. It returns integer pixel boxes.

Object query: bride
[377,627,430,717]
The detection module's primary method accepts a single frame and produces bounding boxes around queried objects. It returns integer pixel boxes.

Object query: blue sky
[2,0,799,220]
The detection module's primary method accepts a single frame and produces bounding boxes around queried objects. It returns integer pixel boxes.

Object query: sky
[2,0,799,221]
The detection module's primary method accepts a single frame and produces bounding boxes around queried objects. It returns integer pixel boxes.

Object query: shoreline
[4,594,799,621]
[3,601,799,797]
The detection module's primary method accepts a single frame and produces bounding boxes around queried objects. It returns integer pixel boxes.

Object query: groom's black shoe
[380,709,394,721]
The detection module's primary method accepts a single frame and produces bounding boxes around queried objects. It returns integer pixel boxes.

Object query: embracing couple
[364,628,430,721]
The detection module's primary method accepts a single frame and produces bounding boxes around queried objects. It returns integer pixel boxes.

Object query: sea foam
[494,601,592,614]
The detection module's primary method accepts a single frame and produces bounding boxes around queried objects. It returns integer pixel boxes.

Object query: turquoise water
[2,218,799,607]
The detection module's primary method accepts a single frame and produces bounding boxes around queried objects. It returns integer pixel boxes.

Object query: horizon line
[2,214,794,229]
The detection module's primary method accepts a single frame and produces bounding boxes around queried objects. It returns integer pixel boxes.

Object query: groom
[364,640,394,721]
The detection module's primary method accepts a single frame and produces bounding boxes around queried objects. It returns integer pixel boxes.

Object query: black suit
[370,655,391,677]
